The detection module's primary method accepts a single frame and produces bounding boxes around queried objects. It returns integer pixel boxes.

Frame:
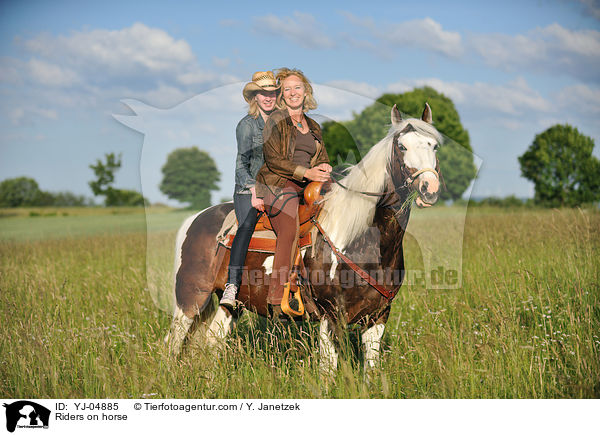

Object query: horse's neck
[374,191,411,268]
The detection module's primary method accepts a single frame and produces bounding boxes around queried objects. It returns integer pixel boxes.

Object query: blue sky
[1,0,599,204]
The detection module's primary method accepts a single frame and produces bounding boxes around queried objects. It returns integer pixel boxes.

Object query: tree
[0,177,43,207]
[160,147,221,209]
[89,153,146,206]
[519,124,600,207]
[322,87,478,201]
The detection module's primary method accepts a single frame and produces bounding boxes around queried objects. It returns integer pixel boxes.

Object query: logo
[3,401,50,432]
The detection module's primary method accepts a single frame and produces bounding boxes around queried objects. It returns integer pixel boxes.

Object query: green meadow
[1,206,598,398]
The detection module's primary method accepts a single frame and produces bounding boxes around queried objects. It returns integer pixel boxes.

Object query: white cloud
[469,24,600,82]
[385,17,463,58]
[339,13,598,83]
[8,106,58,125]
[0,57,24,85]
[1,23,241,116]
[341,12,463,58]
[27,58,81,87]
[555,84,600,114]
[24,23,195,76]
[386,77,552,115]
[135,84,193,109]
[253,12,335,49]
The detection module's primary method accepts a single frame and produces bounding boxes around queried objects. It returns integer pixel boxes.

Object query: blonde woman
[220,71,280,308]
[255,68,331,319]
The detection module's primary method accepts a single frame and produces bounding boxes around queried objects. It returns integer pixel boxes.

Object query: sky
[1,0,599,205]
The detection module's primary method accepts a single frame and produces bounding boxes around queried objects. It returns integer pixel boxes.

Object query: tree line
[1,87,597,209]
[322,87,598,208]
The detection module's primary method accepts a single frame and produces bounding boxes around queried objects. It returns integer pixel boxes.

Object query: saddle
[254,181,325,238]
[217,181,326,253]
[215,182,326,318]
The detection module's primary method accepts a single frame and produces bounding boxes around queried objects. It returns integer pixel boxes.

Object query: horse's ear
[391,104,402,126]
[421,102,433,124]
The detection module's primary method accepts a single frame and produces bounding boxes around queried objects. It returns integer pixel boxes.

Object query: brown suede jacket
[255,108,329,198]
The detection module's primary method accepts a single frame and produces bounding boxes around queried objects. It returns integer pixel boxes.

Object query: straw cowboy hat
[243,71,280,102]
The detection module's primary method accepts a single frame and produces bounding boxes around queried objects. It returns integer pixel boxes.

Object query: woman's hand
[250,187,265,212]
[316,163,332,173]
[304,166,330,182]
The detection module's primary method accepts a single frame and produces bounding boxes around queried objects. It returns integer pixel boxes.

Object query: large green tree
[519,124,600,207]
[89,153,146,206]
[322,86,477,201]
[159,147,221,209]
[0,177,43,207]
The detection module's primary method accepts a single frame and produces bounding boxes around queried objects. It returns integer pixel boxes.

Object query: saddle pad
[216,209,312,254]
[222,231,312,253]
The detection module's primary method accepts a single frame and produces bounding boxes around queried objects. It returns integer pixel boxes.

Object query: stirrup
[281,281,304,317]
[280,247,305,317]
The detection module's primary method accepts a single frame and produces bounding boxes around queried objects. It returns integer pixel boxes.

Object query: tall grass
[0,207,598,398]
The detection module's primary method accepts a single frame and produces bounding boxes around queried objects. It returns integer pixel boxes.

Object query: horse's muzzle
[418,176,440,205]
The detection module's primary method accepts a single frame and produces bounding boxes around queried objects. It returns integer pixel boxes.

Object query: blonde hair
[276,68,317,112]
[247,96,260,119]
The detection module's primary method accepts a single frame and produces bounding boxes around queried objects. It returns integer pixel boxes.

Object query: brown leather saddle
[222,181,326,253]
[255,181,325,238]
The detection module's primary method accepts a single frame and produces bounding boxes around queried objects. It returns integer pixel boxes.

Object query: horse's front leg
[362,323,386,370]
[205,305,238,346]
[165,305,195,357]
[319,317,339,375]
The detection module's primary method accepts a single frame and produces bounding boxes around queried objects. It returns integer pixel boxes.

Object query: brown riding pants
[264,180,303,305]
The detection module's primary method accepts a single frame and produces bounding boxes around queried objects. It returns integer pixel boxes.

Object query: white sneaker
[220,283,238,308]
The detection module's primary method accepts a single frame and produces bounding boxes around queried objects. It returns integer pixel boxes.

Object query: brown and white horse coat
[166,104,442,372]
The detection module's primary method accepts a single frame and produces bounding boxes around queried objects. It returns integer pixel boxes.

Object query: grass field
[1,205,598,398]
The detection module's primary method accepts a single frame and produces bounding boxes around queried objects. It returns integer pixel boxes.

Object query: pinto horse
[165,104,442,371]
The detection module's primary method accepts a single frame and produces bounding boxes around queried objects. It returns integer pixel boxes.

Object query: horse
[165,103,442,372]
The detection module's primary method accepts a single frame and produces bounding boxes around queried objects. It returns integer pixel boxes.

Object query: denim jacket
[234,114,265,194]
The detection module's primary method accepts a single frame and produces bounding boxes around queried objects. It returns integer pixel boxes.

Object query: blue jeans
[226,193,260,287]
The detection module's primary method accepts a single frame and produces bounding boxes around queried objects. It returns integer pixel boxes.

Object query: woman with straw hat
[220,71,280,308]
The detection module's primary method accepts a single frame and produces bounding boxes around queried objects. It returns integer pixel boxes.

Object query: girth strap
[311,218,399,301]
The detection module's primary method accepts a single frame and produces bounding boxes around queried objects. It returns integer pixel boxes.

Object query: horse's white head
[390,103,441,207]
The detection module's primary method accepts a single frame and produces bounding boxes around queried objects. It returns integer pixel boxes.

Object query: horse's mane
[319,117,441,251]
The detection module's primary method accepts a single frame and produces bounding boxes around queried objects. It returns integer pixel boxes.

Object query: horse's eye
[433,143,439,151]
[398,144,407,152]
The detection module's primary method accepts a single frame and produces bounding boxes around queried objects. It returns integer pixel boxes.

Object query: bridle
[328,131,440,201]
[391,130,440,193]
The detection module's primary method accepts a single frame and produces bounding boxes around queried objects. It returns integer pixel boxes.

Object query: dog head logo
[3,401,50,432]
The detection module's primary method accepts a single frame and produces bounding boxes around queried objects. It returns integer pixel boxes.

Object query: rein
[330,170,389,197]
[330,164,439,198]
[265,190,300,218]
[311,217,399,301]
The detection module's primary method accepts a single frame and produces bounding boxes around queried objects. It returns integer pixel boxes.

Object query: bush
[0,177,42,207]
